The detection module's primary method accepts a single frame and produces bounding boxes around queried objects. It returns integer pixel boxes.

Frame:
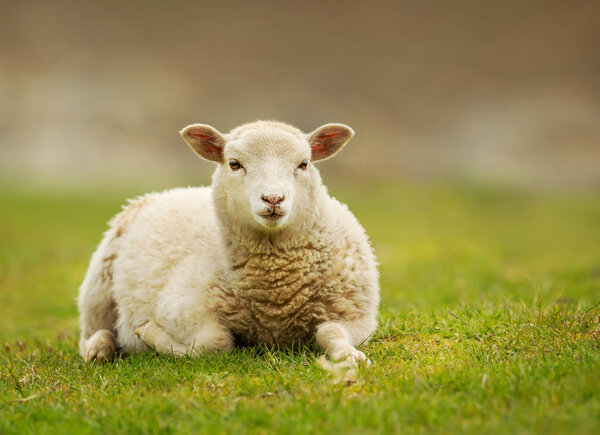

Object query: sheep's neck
[223,218,328,264]
[216,216,336,346]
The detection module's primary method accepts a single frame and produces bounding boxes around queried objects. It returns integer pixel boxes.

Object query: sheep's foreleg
[315,321,371,366]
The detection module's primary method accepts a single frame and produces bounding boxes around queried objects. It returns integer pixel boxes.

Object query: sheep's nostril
[261,194,285,205]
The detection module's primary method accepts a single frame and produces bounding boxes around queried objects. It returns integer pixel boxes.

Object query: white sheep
[78,120,379,365]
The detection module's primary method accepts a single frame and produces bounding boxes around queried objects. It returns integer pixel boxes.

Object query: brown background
[1,0,599,188]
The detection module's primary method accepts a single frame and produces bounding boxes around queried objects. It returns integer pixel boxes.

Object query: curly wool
[211,190,378,347]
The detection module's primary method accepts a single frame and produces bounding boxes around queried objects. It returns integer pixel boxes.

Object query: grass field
[1,181,599,433]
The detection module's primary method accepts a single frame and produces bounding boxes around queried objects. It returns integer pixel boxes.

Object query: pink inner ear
[311,142,328,154]
[312,131,344,155]
[185,128,223,161]
[204,143,221,155]
[320,132,340,139]
[310,127,351,161]
[189,131,214,141]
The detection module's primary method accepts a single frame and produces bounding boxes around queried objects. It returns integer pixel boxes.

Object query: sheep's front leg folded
[315,320,373,366]
[135,319,233,357]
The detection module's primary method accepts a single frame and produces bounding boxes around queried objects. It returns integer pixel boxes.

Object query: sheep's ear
[307,123,355,162]
[180,124,226,163]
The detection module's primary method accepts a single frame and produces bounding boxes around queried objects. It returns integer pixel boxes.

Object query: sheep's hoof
[344,349,371,367]
[84,329,116,363]
[332,347,371,367]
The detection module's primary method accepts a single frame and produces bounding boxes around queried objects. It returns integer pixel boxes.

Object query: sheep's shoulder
[111,187,223,292]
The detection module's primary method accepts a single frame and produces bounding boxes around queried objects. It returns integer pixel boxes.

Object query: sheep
[78,120,380,365]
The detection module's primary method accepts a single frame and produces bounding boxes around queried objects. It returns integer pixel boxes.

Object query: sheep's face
[181,121,354,232]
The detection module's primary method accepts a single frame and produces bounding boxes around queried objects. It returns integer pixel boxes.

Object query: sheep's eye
[229,160,242,171]
[298,160,308,170]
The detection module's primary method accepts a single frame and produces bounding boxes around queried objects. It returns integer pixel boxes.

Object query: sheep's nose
[261,194,285,206]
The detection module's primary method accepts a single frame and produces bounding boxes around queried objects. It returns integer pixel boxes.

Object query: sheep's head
[180,121,354,232]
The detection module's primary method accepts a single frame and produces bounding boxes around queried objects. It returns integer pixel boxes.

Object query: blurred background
[1,0,600,341]
[1,0,599,189]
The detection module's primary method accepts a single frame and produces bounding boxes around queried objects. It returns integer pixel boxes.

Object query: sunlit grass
[1,182,599,433]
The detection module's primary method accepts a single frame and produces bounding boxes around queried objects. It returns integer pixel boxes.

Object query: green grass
[1,181,599,434]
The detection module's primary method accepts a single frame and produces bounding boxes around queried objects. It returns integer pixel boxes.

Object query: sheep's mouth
[256,209,287,224]
[259,212,285,221]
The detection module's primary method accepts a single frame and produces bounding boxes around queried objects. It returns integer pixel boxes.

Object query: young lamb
[78,120,379,365]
